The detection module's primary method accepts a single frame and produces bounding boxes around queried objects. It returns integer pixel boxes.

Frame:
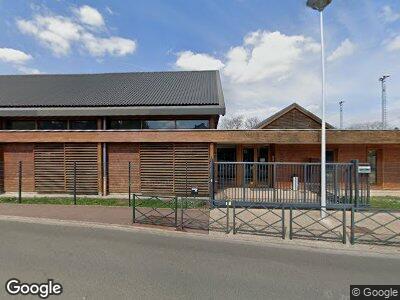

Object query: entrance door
[243,148,254,184]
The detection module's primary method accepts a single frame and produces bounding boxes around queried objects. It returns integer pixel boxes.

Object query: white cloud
[327,39,356,62]
[380,5,400,23]
[175,30,322,118]
[175,51,224,71]
[223,31,319,83]
[75,5,104,27]
[17,15,82,56]
[82,33,136,56]
[17,66,41,74]
[16,6,136,57]
[0,48,32,64]
[386,35,400,52]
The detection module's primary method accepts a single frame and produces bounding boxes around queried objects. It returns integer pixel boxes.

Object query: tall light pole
[306,0,332,215]
[339,100,344,129]
[379,75,390,129]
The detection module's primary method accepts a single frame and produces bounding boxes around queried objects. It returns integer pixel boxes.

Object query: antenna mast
[339,100,344,129]
[379,75,390,129]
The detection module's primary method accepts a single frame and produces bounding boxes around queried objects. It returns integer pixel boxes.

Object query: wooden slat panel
[34,143,65,193]
[140,143,209,196]
[65,143,98,195]
[174,143,209,196]
[140,143,174,195]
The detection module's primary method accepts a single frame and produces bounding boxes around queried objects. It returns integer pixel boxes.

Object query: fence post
[350,206,355,244]
[180,197,184,231]
[18,161,22,203]
[273,164,277,202]
[226,200,230,234]
[73,161,77,205]
[281,206,285,239]
[132,194,136,223]
[342,207,346,244]
[289,206,293,240]
[352,160,359,207]
[232,200,236,234]
[210,159,215,200]
[242,164,246,201]
[174,196,178,228]
[128,162,131,207]
[303,164,307,203]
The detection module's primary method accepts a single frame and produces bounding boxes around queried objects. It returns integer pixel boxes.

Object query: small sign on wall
[358,166,371,174]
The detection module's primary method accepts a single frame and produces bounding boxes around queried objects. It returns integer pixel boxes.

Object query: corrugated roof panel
[0,70,223,108]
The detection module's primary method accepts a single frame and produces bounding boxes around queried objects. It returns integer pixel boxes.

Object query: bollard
[73,162,77,205]
[132,194,136,223]
[128,162,131,207]
[18,161,22,203]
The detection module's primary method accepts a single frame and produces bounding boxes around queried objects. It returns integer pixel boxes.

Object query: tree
[218,115,261,129]
[347,121,388,130]
[218,115,244,129]
[244,116,261,129]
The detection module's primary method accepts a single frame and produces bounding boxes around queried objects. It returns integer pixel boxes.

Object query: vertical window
[37,120,67,130]
[142,120,175,129]
[107,120,141,129]
[368,150,377,184]
[70,120,98,130]
[176,120,209,129]
[5,120,36,130]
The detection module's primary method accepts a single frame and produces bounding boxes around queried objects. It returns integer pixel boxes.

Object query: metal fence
[351,207,400,246]
[211,161,369,207]
[289,204,349,244]
[233,202,285,238]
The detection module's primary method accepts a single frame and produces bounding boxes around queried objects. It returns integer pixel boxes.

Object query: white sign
[358,166,371,174]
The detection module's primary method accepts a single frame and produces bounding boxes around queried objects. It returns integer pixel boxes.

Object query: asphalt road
[0,220,399,300]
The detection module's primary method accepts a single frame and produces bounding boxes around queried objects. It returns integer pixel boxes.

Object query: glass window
[5,120,36,130]
[176,120,209,129]
[108,120,141,130]
[142,120,175,129]
[70,120,97,130]
[368,150,377,184]
[37,120,67,130]
[326,150,335,163]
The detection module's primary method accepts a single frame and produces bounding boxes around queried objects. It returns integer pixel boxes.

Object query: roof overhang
[0,105,225,117]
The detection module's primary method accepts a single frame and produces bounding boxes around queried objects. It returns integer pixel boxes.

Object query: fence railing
[211,161,369,207]
[289,204,349,244]
[132,196,399,247]
[351,207,400,246]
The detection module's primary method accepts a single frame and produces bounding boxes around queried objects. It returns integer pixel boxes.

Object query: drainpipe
[102,117,107,196]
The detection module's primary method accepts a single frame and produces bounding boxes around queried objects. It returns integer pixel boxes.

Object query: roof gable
[255,103,334,129]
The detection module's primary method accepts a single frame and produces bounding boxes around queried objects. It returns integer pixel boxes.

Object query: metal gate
[210,161,369,206]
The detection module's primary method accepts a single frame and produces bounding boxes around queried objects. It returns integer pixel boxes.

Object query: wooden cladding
[140,143,209,196]
[34,144,65,193]
[65,144,98,194]
[34,143,99,194]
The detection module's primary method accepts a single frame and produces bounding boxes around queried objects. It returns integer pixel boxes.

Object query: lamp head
[306,0,332,12]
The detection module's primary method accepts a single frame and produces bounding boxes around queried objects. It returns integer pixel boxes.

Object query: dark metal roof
[0,71,225,112]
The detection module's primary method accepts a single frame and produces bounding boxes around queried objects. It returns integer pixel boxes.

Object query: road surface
[0,220,399,299]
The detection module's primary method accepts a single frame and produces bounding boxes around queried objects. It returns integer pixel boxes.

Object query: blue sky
[0,0,399,127]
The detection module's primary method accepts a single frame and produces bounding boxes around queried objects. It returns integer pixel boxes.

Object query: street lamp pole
[320,10,327,215]
[306,0,332,216]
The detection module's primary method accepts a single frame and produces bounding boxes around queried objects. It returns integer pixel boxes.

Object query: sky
[0,0,399,128]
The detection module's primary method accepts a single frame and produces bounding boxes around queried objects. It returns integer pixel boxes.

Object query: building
[0,70,398,197]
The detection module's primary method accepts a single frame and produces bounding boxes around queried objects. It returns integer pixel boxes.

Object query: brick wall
[382,145,400,189]
[3,143,35,192]
[107,143,140,193]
